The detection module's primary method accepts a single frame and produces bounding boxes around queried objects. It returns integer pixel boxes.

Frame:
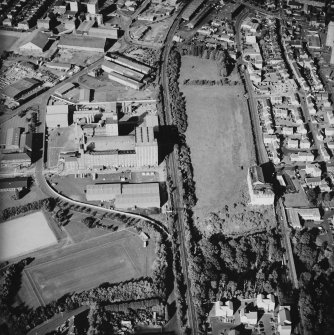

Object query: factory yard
[0,212,58,262]
[19,229,156,307]
[179,56,254,219]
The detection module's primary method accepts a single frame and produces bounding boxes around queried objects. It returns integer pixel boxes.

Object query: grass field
[0,212,58,262]
[19,229,155,307]
[179,56,254,219]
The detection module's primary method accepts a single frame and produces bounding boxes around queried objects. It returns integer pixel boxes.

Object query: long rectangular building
[115,182,160,209]
[106,54,150,74]
[101,60,145,82]
[86,183,121,201]
[181,0,205,21]
[58,35,106,52]
[107,72,142,90]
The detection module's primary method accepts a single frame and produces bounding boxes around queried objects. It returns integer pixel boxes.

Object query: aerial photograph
[0,0,333,334]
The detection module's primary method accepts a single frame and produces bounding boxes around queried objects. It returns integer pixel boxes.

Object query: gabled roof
[21,30,49,49]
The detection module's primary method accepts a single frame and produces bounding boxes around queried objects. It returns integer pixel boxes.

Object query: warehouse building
[55,82,75,96]
[0,152,31,168]
[58,35,106,52]
[5,128,22,150]
[86,135,135,152]
[106,54,151,75]
[88,25,119,39]
[108,72,142,90]
[79,88,91,103]
[2,78,41,100]
[135,127,158,167]
[46,105,69,128]
[86,183,121,201]
[181,0,205,21]
[19,30,50,54]
[101,60,145,82]
[0,177,29,192]
[45,62,71,71]
[115,183,160,209]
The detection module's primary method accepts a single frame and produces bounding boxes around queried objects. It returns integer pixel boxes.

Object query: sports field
[179,56,254,218]
[0,212,58,262]
[21,230,154,306]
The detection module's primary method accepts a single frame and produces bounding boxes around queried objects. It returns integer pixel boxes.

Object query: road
[235,9,268,165]
[276,199,299,289]
[236,7,300,297]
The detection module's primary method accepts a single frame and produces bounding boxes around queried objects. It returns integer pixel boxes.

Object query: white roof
[47,105,69,114]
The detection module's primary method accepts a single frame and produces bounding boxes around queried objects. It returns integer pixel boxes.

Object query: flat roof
[102,60,144,82]
[87,135,135,151]
[0,177,28,190]
[47,104,69,114]
[59,35,106,50]
[122,182,159,195]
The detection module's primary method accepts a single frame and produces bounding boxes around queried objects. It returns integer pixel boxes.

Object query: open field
[179,55,222,81]
[20,229,155,306]
[0,212,58,262]
[179,56,254,219]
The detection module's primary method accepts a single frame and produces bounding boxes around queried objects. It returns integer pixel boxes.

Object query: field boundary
[24,235,144,305]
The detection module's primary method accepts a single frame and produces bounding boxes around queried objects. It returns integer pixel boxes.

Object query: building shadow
[157,125,179,164]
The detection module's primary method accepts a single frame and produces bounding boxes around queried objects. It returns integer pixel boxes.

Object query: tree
[12,189,20,200]
[82,216,96,228]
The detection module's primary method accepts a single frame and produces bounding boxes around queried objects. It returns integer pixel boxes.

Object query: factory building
[85,182,160,208]
[58,35,106,52]
[115,183,160,209]
[88,25,119,39]
[87,0,99,14]
[5,128,22,150]
[86,183,121,201]
[45,62,71,71]
[79,88,91,103]
[108,72,143,90]
[101,60,145,82]
[46,105,69,128]
[0,152,31,168]
[19,30,50,54]
[135,127,158,167]
[55,82,75,96]
[181,0,205,21]
[326,21,334,48]
[2,78,41,100]
[247,165,275,206]
[106,54,151,75]
[0,177,29,192]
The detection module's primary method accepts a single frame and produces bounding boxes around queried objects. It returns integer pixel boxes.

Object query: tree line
[0,198,57,222]
[1,276,162,334]
[292,228,334,334]
[167,48,188,133]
